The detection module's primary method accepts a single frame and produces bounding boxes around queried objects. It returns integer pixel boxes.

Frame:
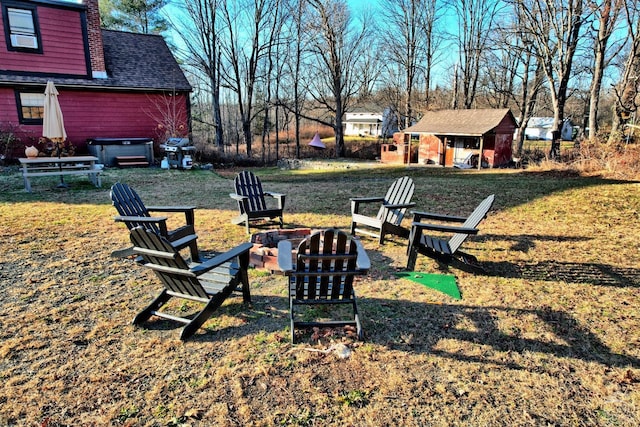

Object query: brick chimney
[85,0,107,79]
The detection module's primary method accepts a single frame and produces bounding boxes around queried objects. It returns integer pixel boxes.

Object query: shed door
[445,139,455,166]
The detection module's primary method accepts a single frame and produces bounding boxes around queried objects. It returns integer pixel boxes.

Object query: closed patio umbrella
[42,81,68,187]
[43,81,67,143]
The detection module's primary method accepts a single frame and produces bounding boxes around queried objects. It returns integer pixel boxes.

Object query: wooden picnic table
[19,156,102,192]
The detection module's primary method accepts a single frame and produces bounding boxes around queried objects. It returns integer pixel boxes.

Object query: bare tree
[304,0,372,157]
[218,0,281,158]
[179,0,225,147]
[283,0,310,158]
[381,0,427,128]
[588,0,625,141]
[258,0,286,163]
[513,50,546,155]
[452,0,502,109]
[609,1,640,142]
[512,0,587,156]
[420,0,444,110]
[491,4,546,155]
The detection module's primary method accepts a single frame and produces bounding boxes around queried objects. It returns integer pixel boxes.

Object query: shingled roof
[404,109,514,136]
[101,30,191,91]
[0,30,191,92]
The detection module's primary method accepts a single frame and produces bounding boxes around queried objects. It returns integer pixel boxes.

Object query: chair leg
[350,221,356,236]
[352,294,363,341]
[245,218,250,235]
[189,241,201,262]
[180,293,228,340]
[133,289,171,325]
[290,298,296,344]
[237,251,252,304]
[406,245,418,271]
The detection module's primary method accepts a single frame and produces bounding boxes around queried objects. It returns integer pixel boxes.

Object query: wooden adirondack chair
[129,226,253,340]
[406,194,495,270]
[230,170,286,234]
[350,176,416,244]
[110,182,200,261]
[278,229,370,343]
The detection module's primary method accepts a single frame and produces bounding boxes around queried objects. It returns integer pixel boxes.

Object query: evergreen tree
[100,0,168,35]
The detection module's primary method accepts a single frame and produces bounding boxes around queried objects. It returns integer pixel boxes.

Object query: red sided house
[0,0,191,161]
[381,109,515,168]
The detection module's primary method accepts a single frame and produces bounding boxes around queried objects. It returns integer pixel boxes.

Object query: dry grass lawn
[0,162,638,426]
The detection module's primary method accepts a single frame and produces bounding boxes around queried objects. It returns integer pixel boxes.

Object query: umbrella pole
[56,140,68,189]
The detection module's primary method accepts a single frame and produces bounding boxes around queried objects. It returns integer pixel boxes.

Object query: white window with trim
[17,92,44,124]
[6,6,39,50]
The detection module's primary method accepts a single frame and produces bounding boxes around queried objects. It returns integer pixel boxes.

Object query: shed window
[460,137,480,149]
[3,4,41,52]
[16,91,44,124]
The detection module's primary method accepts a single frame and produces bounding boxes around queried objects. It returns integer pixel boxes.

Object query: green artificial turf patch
[396,272,461,300]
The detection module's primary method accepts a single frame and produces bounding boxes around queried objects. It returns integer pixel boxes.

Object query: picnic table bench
[19,156,102,192]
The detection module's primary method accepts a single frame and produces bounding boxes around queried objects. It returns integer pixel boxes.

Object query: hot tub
[87,137,154,166]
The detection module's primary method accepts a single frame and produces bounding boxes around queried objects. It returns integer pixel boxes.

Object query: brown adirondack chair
[230,170,286,234]
[129,226,253,340]
[278,229,370,343]
[110,182,200,261]
[406,194,495,270]
[350,176,416,244]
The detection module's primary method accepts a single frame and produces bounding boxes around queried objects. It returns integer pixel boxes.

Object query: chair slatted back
[449,194,495,253]
[377,176,415,225]
[130,227,208,299]
[291,229,359,301]
[111,182,161,234]
[234,171,267,214]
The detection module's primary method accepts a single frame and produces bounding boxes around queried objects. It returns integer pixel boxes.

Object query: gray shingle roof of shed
[404,108,513,136]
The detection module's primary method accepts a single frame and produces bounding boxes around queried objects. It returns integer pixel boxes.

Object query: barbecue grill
[159,137,195,169]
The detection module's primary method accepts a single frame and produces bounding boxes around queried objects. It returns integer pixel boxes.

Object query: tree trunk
[589,0,618,141]
[609,10,640,143]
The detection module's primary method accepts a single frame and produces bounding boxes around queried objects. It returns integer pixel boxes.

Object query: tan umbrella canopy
[43,81,67,144]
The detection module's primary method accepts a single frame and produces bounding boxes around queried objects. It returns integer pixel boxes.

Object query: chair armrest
[350,197,385,203]
[354,240,370,272]
[265,191,285,198]
[277,240,294,273]
[191,242,254,275]
[146,205,196,212]
[229,193,248,201]
[411,210,467,223]
[146,206,196,225]
[411,222,479,235]
[351,197,385,214]
[383,202,416,210]
[114,214,168,223]
[278,239,370,273]
[265,192,286,209]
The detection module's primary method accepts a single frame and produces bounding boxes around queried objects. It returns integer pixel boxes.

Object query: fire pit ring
[249,228,313,273]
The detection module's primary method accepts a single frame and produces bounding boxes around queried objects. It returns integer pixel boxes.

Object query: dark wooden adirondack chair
[406,194,495,270]
[110,182,200,261]
[230,170,286,234]
[129,226,253,340]
[278,229,370,343]
[350,176,416,244]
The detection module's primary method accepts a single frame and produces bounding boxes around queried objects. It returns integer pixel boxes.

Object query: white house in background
[344,107,399,137]
[524,117,574,141]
